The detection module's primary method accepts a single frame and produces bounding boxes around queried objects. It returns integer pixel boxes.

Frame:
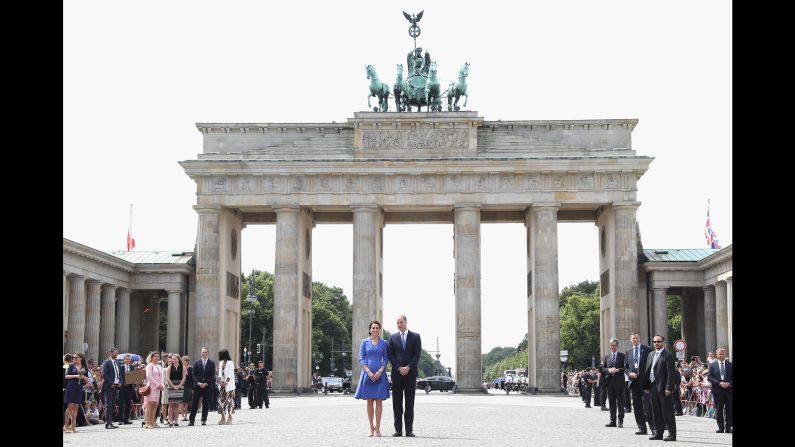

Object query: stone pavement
[62,390,732,446]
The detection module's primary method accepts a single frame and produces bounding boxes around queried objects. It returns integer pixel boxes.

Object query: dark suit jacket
[600,351,626,386]
[101,357,120,390]
[643,348,676,393]
[387,330,422,378]
[624,344,651,389]
[707,360,733,394]
[193,358,216,387]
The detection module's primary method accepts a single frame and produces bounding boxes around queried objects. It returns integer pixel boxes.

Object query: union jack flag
[705,202,721,249]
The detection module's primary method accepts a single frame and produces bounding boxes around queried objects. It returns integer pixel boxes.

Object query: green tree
[516,334,528,352]
[666,295,682,343]
[241,271,275,367]
[482,346,518,372]
[311,282,352,375]
[485,350,528,381]
[559,288,600,370]
[560,280,599,308]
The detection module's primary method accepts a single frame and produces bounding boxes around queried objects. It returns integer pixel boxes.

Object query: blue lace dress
[353,338,390,400]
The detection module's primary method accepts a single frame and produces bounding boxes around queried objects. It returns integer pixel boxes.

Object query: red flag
[143,306,150,313]
[127,229,136,251]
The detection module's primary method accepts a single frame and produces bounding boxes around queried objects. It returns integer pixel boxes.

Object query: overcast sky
[63,1,731,374]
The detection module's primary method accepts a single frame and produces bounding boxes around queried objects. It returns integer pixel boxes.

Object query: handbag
[138,385,151,396]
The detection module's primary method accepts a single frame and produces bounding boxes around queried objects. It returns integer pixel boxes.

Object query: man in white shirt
[707,348,732,433]
[643,335,677,441]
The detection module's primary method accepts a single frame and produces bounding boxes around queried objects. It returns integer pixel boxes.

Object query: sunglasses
[652,340,663,343]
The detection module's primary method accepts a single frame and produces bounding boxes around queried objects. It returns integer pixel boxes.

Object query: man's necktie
[719,361,725,380]
[633,347,639,367]
[401,332,406,349]
[611,352,616,367]
[650,351,660,382]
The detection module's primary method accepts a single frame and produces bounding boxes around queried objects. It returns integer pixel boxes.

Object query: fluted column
[85,280,101,361]
[99,285,117,357]
[63,272,69,352]
[351,204,382,390]
[167,289,182,354]
[273,205,301,392]
[532,203,560,393]
[726,278,732,359]
[652,287,668,339]
[703,286,716,354]
[714,281,728,353]
[524,209,536,389]
[194,205,221,360]
[66,275,86,354]
[453,204,483,393]
[613,202,640,352]
[116,288,131,352]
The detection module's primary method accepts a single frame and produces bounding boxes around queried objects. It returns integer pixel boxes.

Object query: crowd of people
[564,334,733,441]
[63,346,272,432]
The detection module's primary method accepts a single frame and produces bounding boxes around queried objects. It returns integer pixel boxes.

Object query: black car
[322,376,344,394]
[416,375,455,393]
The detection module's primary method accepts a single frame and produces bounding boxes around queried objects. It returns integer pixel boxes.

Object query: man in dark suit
[100,347,120,429]
[624,332,653,435]
[117,354,135,424]
[188,347,216,426]
[643,335,677,441]
[600,338,626,428]
[387,314,422,437]
[707,347,732,433]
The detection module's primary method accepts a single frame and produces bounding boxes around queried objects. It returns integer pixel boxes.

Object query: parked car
[416,375,455,393]
[322,376,344,394]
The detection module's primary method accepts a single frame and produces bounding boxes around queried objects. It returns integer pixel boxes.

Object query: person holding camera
[245,362,257,409]
[255,360,270,409]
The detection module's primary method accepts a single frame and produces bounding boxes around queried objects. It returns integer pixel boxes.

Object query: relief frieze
[362,128,468,150]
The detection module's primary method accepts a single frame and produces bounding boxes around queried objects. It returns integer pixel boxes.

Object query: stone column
[116,288,131,352]
[85,280,101,361]
[726,277,732,359]
[703,286,716,354]
[194,206,221,360]
[351,204,382,390]
[167,289,182,354]
[63,272,69,352]
[652,287,668,340]
[714,281,728,353]
[99,284,117,356]
[454,204,483,393]
[66,275,86,354]
[273,205,301,392]
[612,202,640,352]
[524,209,536,389]
[532,203,560,393]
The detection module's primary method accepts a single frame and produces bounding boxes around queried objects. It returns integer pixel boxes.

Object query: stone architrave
[454,204,483,393]
[351,204,383,390]
[85,280,102,361]
[194,206,221,359]
[67,275,86,354]
[714,280,728,353]
[532,203,560,393]
[99,284,117,357]
[702,286,716,354]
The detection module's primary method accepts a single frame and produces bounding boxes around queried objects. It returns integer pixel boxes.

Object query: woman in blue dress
[354,320,390,437]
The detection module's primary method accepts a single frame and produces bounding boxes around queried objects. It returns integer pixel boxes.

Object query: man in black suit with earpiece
[643,335,677,442]
[387,314,421,437]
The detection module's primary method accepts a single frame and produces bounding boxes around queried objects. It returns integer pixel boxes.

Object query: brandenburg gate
[180,111,652,393]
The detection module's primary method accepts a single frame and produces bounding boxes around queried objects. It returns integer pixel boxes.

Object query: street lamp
[312,351,323,374]
[559,350,569,393]
[246,272,257,363]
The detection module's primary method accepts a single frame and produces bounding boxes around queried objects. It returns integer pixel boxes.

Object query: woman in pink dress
[144,351,164,428]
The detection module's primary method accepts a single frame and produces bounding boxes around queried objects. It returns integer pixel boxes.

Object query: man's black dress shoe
[605,422,616,427]
[716,429,724,433]
[406,432,415,437]
[725,428,732,433]
[187,421,194,426]
[601,406,608,411]
[392,432,402,437]
[201,421,206,425]
[649,434,663,440]
[663,435,676,441]
[635,430,648,435]
[618,421,623,428]
[585,405,592,408]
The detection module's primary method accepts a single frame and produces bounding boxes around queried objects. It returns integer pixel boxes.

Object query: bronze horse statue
[393,64,408,112]
[425,61,442,112]
[366,65,390,112]
[447,62,470,111]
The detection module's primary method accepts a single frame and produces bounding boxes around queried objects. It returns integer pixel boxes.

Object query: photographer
[245,362,257,409]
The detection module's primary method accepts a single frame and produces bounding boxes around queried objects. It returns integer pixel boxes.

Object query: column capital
[165,289,184,295]
[350,203,380,212]
[531,202,561,211]
[68,273,84,280]
[612,201,641,210]
[101,283,117,291]
[193,205,222,214]
[453,203,481,211]
[702,285,714,291]
[652,286,669,291]
[273,204,301,213]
